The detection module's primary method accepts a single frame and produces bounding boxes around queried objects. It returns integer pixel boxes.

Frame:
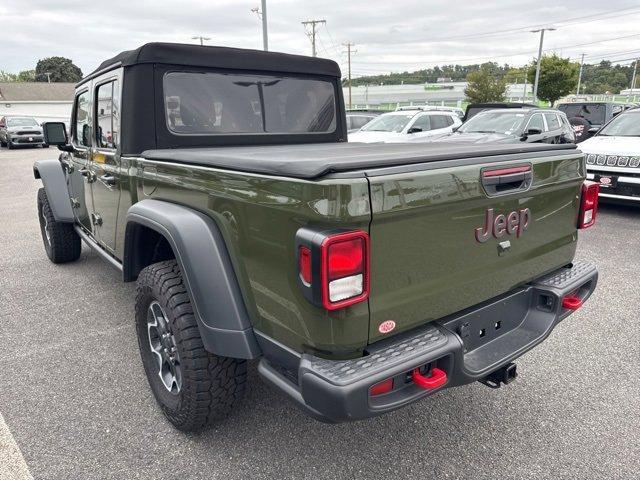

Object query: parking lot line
[0,412,33,480]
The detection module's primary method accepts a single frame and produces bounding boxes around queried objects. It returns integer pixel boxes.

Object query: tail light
[296,229,369,310]
[578,181,599,229]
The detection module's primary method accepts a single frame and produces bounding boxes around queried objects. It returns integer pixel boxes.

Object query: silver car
[0,116,47,149]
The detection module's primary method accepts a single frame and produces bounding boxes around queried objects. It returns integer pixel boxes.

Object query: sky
[1,0,639,79]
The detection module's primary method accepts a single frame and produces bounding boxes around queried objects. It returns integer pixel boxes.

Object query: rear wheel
[135,260,247,431]
[37,188,81,263]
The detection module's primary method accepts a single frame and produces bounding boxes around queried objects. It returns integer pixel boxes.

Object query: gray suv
[0,116,47,149]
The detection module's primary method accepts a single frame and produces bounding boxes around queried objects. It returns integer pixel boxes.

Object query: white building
[0,82,74,123]
[343,82,533,108]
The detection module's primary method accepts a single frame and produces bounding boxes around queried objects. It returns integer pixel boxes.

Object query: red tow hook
[562,295,583,310]
[412,367,447,390]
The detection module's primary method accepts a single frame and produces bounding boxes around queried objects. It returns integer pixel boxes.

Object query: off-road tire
[135,260,247,431]
[37,188,81,263]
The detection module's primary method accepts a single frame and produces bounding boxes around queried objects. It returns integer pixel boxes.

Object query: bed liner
[141,142,577,180]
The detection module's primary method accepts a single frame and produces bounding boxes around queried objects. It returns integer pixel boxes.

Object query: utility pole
[301,19,326,57]
[523,75,528,102]
[251,1,269,51]
[192,36,211,46]
[576,53,585,96]
[631,58,638,91]
[343,42,356,108]
[531,27,555,103]
[44,72,51,83]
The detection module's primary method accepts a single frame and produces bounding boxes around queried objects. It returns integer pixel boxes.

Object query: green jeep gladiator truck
[35,43,600,431]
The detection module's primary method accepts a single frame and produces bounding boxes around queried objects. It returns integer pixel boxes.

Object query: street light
[531,27,556,103]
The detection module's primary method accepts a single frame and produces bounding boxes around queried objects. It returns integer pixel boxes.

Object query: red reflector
[578,181,600,229]
[299,246,312,285]
[369,378,393,396]
[327,238,364,280]
[412,367,447,390]
[562,295,583,310]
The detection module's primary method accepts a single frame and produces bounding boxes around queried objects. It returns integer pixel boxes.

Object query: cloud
[1,0,638,77]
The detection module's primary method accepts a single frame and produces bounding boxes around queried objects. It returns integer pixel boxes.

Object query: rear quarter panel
[127,158,372,358]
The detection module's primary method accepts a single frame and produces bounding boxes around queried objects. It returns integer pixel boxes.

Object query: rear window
[557,104,606,125]
[163,71,336,135]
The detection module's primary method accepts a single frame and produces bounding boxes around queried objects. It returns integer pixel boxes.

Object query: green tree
[527,54,579,104]
[35,57,82,82]
[0,71,17,82]
[464,66,507,103]
[17,70,36,82]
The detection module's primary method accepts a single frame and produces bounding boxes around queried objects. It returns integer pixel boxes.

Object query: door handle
[481,165,532,196]
[79,167,96,183]
[99,173,117,187]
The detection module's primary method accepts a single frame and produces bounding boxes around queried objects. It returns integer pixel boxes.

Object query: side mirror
[526,127,542,136]
[407,127,423,134]
[43,122,73,152]
[588,127,599,134]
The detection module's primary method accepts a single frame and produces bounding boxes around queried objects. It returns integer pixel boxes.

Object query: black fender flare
[124,199,261,360]
[33,159,75,222]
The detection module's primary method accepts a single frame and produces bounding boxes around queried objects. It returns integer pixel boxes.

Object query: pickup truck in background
[35,43,599,431]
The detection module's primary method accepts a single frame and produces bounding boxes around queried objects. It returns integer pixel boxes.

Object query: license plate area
[594,174,617,188]
[440,288,530,353]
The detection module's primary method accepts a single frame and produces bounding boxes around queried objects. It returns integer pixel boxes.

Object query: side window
[74,90,91,147]
[544,113,561,131]
[95,80,120,149]
[411,115,431,131]
[430,114,450,130]
[527,114,544,132]
[351,116,373,130]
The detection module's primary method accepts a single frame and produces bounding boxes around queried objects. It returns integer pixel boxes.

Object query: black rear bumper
[257,261,598,423]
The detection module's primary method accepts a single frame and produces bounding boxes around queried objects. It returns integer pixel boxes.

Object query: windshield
[7,117,39,127]
[163,71,336,135]
[360,114,413,133]
[598,113,640,137]
[557,104,606,125]
[459,112,526,134]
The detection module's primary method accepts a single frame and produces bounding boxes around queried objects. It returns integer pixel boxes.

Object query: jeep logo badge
[475,208,531,243]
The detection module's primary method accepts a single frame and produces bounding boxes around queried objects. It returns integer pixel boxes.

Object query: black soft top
[83,42,341,83]
[141,142,578,179]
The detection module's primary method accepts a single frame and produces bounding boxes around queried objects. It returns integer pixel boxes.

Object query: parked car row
[347,101,638,205]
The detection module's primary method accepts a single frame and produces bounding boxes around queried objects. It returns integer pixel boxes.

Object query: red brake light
[578,181,599,229]
[321,231,369,310]
[299,246,312,286]
[327,238,364,280]
[369,378,393,396]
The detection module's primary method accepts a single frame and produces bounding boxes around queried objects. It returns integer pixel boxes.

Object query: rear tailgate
[366,148,585,343]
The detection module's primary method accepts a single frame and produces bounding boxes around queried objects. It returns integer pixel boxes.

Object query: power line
[343,43,357,108]
[301,19,326,57]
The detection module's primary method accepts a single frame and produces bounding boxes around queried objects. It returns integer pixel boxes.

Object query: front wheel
[37,188,81,263]
[135,260,247,431]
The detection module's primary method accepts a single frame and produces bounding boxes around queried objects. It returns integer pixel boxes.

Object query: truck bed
[141,142,577,179]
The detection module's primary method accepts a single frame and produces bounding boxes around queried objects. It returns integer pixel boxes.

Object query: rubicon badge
[475,208,530,243]
[378,320,396,334]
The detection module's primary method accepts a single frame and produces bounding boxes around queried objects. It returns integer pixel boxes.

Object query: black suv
[431,108,575,145]
[556,102,635,141]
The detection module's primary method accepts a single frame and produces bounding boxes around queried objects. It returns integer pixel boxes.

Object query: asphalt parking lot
[1,146,639,480]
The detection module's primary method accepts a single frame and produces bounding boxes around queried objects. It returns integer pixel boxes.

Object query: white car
[348,110,462,143]
[580,108,640,204]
